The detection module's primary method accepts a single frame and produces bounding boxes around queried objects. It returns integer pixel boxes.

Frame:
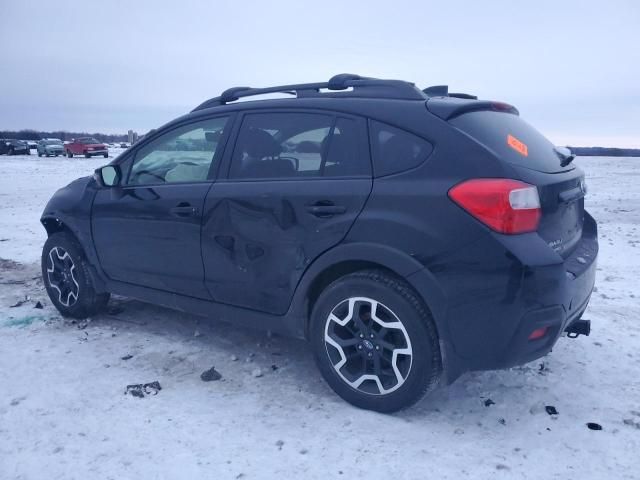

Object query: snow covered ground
[0,154,638,480]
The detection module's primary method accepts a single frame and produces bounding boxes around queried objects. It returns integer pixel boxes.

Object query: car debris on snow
[200,366,222,382]
[9,295,30,308]
[545,406,559,415]
[125,381,162,398]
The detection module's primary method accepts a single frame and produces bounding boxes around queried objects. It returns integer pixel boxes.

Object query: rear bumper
[426,211,598,380]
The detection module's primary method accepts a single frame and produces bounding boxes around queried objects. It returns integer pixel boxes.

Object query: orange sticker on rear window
[507,134,528,156]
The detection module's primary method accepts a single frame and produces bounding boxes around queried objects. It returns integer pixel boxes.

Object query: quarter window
[128,116,229,185]
[369,120,433,176]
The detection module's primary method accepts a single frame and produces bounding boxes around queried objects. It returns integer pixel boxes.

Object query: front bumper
[86,149,108,156]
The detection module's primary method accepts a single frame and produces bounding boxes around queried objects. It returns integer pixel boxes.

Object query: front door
[92,115,231,298]
[202,111,372,314]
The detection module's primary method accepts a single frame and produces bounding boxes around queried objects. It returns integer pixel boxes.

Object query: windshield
[45,140,62,145]
[80,138,101,144]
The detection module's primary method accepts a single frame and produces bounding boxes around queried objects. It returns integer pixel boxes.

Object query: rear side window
[229,112,370,179]
[369,121,433,176]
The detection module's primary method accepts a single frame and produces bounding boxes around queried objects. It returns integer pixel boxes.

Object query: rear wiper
[555,146,575,167]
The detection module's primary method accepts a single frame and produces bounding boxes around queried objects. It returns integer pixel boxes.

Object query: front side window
[127,116,229,185]
[229,112,369,179]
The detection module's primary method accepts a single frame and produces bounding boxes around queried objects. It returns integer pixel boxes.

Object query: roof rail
[192,74,426,111]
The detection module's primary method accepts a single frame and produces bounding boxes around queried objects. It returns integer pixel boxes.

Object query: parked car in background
[0,139,30,155]
[65,137,108,158]
[26,140,38,150]
[119,142,130,148]
[37,139,65,157]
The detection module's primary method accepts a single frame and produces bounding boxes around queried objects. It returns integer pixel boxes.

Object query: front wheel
[66,150,73,158]
[310,270,441,413]
[42,232,110,318]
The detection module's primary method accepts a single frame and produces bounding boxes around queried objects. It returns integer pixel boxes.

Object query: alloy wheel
[324,297,413,395]
[46,246,79,307]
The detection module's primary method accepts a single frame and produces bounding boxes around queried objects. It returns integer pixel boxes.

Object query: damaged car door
[201,111,372,314]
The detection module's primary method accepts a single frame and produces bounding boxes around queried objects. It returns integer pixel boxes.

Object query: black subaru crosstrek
[40,74,598,412]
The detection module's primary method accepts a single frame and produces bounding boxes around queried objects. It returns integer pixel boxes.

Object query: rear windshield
[450,111,573,173]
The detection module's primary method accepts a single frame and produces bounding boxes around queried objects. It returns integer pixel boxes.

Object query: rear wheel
[8,147,14,155]
[38,152,42,157]
[42,232,110,318]
[103,153,108,158]
[310,270,441,412]
[84,151,90,158]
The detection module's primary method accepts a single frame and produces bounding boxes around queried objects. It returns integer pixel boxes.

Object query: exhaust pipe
[565,319,591,338]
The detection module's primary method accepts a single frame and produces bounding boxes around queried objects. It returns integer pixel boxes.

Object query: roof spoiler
[423,85,478,100]
[426,97,519,121]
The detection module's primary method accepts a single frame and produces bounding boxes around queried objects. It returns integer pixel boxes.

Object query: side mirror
[95,165,121,187]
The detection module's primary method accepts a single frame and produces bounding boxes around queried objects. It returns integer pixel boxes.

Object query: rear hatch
[448,109,586,258]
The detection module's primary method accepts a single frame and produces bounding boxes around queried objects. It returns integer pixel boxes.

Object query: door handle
[170,203,198,217]
[306,202,346,217]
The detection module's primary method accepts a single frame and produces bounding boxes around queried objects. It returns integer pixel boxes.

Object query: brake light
[448,179,541,234]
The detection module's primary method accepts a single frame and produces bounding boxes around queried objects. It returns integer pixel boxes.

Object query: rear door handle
[170,203,198,217]
[306,202,346,217]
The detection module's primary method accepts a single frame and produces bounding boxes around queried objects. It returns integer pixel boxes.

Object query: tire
[67,150,73,158]
[41,232,110,319]
[38,152,42,157]
[103,153,108,158]
[8,147,14,155]
[84,151,90,158]
[310,270,442,413]
[55,153,59,157]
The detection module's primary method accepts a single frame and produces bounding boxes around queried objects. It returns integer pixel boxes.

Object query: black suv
[40,74,598,412]
[1,139,30,155]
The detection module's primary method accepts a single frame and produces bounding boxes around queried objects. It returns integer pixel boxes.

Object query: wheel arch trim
[287,242,449,343]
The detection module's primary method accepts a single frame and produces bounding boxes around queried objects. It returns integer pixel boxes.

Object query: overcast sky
[1,0,638,147]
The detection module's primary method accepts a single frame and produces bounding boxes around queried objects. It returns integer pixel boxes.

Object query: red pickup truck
[65,137,108,158]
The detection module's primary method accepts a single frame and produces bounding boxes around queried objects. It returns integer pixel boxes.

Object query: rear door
[92,115,231,298]
[450,110,586,257]
[202,110,372,314]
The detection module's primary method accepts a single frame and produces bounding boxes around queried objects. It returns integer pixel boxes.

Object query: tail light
[448,178,541,234]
